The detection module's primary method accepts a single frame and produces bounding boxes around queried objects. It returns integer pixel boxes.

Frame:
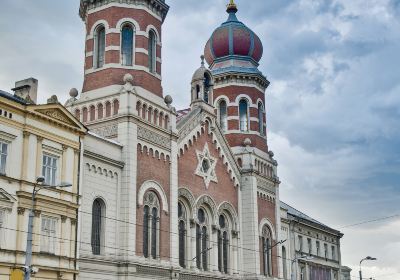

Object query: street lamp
[291,255,314,280]
[23,176,71,280]
[359,256,377,280]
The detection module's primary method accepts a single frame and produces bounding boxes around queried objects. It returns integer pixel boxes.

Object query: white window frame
[0,141,8,175]
[42,154,58,186]
[41,216,58,254]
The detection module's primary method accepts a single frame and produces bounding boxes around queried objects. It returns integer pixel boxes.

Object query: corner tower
[79,0,169,97]
[204,0,270,153]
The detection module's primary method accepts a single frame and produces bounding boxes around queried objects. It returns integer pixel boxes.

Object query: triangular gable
[28,103,87,133]
[0,188,16,209]
[177,108,241,188]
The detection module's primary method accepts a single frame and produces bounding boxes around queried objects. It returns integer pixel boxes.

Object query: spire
[200,55,205,67]
[226,0,238,14]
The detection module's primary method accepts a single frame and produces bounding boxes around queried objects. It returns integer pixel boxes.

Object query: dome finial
[227,0,238,14]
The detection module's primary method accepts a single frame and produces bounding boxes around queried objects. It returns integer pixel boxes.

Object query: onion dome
[204,0,263,66]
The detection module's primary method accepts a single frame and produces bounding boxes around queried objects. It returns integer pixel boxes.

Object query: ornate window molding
[138,180,169,214]
[195,143,217,188]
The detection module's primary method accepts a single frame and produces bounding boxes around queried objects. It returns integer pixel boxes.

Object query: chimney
[12,78,38,104]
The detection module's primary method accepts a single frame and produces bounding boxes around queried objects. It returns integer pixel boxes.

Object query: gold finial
[227,0,238,13]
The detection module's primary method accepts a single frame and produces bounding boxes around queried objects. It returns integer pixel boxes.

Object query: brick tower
[79,0,169,97]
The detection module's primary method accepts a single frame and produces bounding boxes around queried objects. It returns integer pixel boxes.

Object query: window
[219,100,227,132]
[178,202,186,268]
[0,142,8,175]
[90,105,95,121]
[41,216,57,254]
[97,104,103,119]
[204,73,211,104]
[143,191,160,259]
[258,102,264,135]
[91,198,105,255]
[202,159,210,173]
[196,208,209,271]
[113,100,119,115]
[148,30,157,73]
[261,225,272,276]
[298,235,303,252]
[282,246,287,279]
[82,107,88,123]
[324,243,328,259]
[316,241,320,256]
[95,26,106,68]
[105,102,111,117]
[308,238,312,255]
[239,99,248,131]
[121,24,134,66]
[218,214,229,274]
[42,155,58,186]
[332,246,336,260]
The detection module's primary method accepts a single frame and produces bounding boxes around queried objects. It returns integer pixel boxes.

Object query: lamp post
[291,255,313,280]
[359,256,377,280]
[23,176,71,280]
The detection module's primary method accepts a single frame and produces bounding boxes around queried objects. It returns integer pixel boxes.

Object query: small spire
[201,55,205,67]
[226,0,238,14]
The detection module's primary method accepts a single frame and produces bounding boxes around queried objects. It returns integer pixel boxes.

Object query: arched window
[196,208,209,271]
[82,107,88,123]
[196,85,201,100]
[219,100,227,132]
[75,109,81,121]
[143,191,160,259]
[204,73,211,104]
[258,102,264,135]
[148,30,157,73]
[239,99,248,131]
[97,103,104,119]
[218,214,229,274]
[121,24,134,66]
[91,198,105,255]
[90,105,95,121]
[178,202,186,268]
[261,225,273,276]
[105,101,111,117]
[113,99,119,115]
[282,246,288,279]
[95,25,106,68]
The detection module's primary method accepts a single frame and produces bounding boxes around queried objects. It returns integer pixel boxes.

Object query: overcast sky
[1,0,399,278]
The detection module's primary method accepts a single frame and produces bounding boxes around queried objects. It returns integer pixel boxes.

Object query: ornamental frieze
[137,126,170,150]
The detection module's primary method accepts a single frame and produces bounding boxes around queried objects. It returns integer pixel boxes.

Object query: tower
[204,1,281,278]
[79,0,169,97]
[190,55,214,112]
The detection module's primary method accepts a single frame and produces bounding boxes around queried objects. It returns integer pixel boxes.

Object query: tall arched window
[148,30,157,73]
[261,225,273,276]
[178,202,186,268]
[219,100,227,132]
[196,208,209,271]
[90,105,95,121]
[105,101,111,117]
[82,107,88,123]
[91,198,105,255]
[97,103,104,119]
[239,99,249,131]
[121,24,134,66]
[218,214,229,274]
[143,191,160,259]
[282,246,288,279]
[204,73,211,104]
[95,25,106,68]
[113,99,119,115]
[258,102,264,135]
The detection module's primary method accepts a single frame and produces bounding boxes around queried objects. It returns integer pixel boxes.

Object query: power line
[338,214,400,229]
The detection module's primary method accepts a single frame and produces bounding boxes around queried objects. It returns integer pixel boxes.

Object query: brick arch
[137,180,169,213]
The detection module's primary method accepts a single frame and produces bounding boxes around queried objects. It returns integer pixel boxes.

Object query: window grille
[0,142,8,174]
[91,199,103,255]
[41,216,57,254]
[121,25,134,66]
[42,155,57,186]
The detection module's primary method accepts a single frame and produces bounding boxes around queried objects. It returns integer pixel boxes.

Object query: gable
[28,104,87,133]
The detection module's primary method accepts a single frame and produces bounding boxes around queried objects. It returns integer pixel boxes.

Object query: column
[21,131,30,180]
[35,136,43,178]
[170,139,179,266]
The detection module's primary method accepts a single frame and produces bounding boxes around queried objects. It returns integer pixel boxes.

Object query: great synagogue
[0,0,349,279]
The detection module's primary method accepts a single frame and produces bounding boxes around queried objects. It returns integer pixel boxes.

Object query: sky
[1,0,399,278]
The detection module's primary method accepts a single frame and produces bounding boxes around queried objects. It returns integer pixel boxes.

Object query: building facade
[0,80,86,280]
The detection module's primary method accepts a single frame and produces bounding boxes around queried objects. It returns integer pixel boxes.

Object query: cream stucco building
[0,79,86,280]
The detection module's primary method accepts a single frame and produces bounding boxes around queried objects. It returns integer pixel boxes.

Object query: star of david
[195,143,218,188]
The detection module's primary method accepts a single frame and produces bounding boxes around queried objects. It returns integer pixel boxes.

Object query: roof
[0,90,26,105]
[176,108,191,123]
[281,201,341,235]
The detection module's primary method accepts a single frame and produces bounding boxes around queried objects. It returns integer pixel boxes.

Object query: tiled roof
[176,108,191,123]
[0,90,26,105]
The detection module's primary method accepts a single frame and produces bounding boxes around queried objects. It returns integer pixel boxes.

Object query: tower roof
[204,1,263,66]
